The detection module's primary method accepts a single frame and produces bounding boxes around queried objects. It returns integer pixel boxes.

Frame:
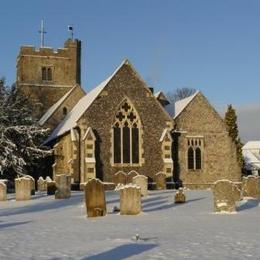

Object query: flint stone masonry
[242,175,260,199]
[155,172,166,190]
[127,171,139,184]
[175,188,186,203]
[0,182,7,201]
[213,180,241,213]
[15,177,31,201]
[114,171,127,185]
[85,178,106,217]
[119,184,141,215]
[55,174,71,199]
[133,175,148,196]
[47,181,57,195]
[37,177,47,192]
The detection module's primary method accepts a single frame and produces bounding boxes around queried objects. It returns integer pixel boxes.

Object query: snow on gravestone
[25,175,35,195]
[175,188,186,203]
[133,175,148,196]
[0,182,7,201]
[37,177,46,192]
[213,180,241,213]
[127,170,139,184]
[85,178,106,217]
[114,171,127,185]
[15,177,31,201]
[155,172,166,190]
[242,175,260,199]
[119,184,141,215]
[55,174,71,199]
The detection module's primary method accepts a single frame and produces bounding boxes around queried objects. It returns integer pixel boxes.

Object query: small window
[188,147,194,170]
[41,67,53,81]
[87,168,94,173]
[47,68,52,81]
[42,67,47,80]
[195,148,202,169]
[87,153,93,158]
[63,107,68,116]
[87,144,93,149]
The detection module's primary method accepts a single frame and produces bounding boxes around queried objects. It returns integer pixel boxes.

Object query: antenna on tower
[68,25,74,40]
[38,19,47,47]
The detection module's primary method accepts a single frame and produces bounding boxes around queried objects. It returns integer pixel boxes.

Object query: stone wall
[175,92,241,187]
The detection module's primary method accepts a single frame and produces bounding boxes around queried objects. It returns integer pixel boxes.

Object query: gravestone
[175,188,186,203]
[242,175,260,199]
[25,175,35,195]
[213,180,241,213]
[127,170,139,184]
[133,175,148,196]
[47,181,56,195]
[46,176,52,182]
[85,178,106,217]
[114,171,127,185]
[15,177,31,201]
[120,184,141,215]
[0,182,7,201]
[155,172,166,190]
[55,174,71,199]
[37,177,46,192]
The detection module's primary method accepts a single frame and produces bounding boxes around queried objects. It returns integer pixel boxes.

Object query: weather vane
[68,25,74,40]
[38,19,47,47]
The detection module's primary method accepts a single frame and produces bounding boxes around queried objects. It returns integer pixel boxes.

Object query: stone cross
[155,172,166,190]
[120,184,141,215]
[55,174,71,199]
[133,175,148,196]
[15,177,31,201]
[0,182,7,201]
[85,178,106,217]
[213,179,241,213]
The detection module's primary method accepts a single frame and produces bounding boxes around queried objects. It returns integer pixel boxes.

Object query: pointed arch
[195,147,202,169]
[188,147,194,170]
[112,98,142,165]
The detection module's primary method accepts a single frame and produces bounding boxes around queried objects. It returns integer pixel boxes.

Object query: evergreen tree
[224,104,244,167]
[0,78,51,180]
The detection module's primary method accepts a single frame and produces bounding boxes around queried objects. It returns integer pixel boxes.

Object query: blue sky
[1,0,260,112]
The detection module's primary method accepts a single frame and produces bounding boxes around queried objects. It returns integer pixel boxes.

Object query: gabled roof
[44,59,128,144]
[174,91,199,118]
[243,150,260,170]
[242,141,260,150]
[38,85,79,126]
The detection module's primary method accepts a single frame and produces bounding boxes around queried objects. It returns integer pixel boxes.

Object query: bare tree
[167,87,196,103]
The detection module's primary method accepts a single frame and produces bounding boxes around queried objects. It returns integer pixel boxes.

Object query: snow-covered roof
[243,150,260,170]
[44,59,128,144]
[174,91,199,118]
[242,141,260,150]
[164,103,175,117]
[38,86,77,126]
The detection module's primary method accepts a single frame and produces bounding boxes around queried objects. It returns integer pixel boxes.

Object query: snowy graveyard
[1,189,260,259]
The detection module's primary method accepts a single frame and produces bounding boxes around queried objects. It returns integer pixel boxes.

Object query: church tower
[16,38,82,118]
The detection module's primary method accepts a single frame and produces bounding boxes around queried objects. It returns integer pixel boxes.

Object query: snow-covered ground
[0,190,260,260]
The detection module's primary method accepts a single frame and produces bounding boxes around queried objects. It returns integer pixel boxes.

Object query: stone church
[16,38,241,188]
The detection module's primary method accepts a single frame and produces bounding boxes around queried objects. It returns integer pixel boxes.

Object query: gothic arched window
[188,147,194,170]
[112,100,141,165]
[195,148,202,169]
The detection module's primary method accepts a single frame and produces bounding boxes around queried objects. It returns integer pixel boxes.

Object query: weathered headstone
[114,171,127,185]
[46,176,52,182]
[213,180,241,213]
[0,182,7,201]
[155,172,166,190]
[47,181,56,195]
[15,177,31,201]
[133,175,148,196]
[127,170,139,184]
[242,175,260,199]
[120,184,141,215]
[37,177,46,192]
[25,175,35,195]
[55,174,71,199]
[175,188,186,203]
[85,178,106,217]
